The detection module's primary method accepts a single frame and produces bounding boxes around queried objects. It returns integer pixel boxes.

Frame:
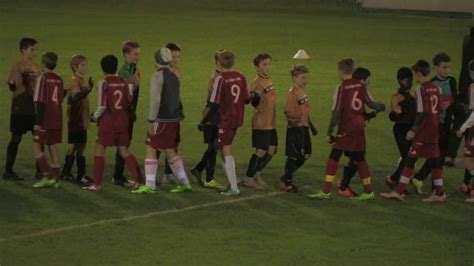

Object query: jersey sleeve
[93,80,107,119]
[332,85,343,112]
[241,76,250,102]
[415,86,426,113]
[33,75,46,103]
[361,85,374,104]
[209,75,223,105]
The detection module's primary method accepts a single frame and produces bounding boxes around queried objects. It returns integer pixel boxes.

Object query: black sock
[245,154,260,178]
[113,150,125,179]
[61,155,75,177]
[195,150,209,172]
[77,156,86,177]
[5,141,19,173]
[256,154,272,172]
[164,159,172,175]
[206,149,217,182]
[284,158,303,186]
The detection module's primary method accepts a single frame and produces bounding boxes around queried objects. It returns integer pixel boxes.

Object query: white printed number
[114,90,123,110]
[231,84,240,103]
[52,86,58,103]
[351,91,363,111]
[430,95,438,114]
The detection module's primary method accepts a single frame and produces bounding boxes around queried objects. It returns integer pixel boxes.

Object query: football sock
[256,153,273,172]
[5,139,20,173]
[93,156,105,186]
[245,154,260,178]
[224,155,238,191]
[323,159,339,193]
[396,167,415,194]
[206,149,217,182]
[50,162,60,180]
[195,150,209,172]
[76,156,86,177]
[113,149,125,180]
[61,155,75,177]
[35,153,50,177]
[144,159,158,189]
[124,154,142,183]
[431,168,444,196]
[169,156,189,185]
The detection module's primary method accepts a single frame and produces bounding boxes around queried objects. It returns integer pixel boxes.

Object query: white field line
[0,191,282,243]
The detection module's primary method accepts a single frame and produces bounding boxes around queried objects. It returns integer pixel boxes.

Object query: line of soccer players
[4,37,474,203]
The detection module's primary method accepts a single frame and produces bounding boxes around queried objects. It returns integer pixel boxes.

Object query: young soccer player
[412,53,457,194]
[380,60,447,203]
[132,47,191,194]
[336,67,380,196]
[4,38,40,181]
[60,55,93,185]
[112,41,141,187]
[32,52,64,188]
[191,49,225,189]
[309,59,385,200]
[456,59,474,203]
[200,50,250,196]
[83,55,143,191]
[242,53,277,190]
[280,65,317,192]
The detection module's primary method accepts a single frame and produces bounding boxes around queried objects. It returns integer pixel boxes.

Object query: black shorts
[68,130,87,144]
[252,129,278,150]
[285,127,312,158]
[203,125,218,144]
[10,114,35,135]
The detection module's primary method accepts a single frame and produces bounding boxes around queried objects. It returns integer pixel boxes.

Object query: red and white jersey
[33,72,64,130]
[332,78,373,135]
[209,71,249,129]
[97,75,132,132]
[414,81,442,144]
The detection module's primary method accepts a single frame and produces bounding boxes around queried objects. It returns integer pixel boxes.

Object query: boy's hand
[366,111,377,121]
[90,113,97,123]
[197,123,206,132]
[456,129,464,138]
[33,125,43,132]
[327,135,335,144]
[406,130,416,141]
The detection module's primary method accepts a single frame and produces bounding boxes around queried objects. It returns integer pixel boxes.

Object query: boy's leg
[381,156,418,200]
[350,152,373,195]
[222,145,238,191]
[113,148,127,183]
[118,146,143,185]
[48,144,61,181]
[166,149,192,193]
[144,145,159,189]
[33,142,49,178]
[90,144,106,187]
[205,142,218,182]
[4,133,23,179]
[340,158,357,191]
[322,148,343,193]
[60,144,76,179]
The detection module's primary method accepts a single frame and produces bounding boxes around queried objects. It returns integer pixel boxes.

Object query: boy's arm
[7,64,18,92]
[71,78,93,102]
[284,93,303,121]
[33,76,45,128]
[92,80,106,121]
[148,72,163,123]
[200,75,222,126]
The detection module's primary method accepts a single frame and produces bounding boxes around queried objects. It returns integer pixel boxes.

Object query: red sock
[323,159,339,193]
[35,154,50,177]
[431,168,444,196]
[357,161,372,193]
[124,154,142,183]
[93,156,105,186]
[50,162,60,180]
[396,167,414,194]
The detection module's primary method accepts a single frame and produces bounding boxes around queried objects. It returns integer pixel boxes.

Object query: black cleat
[113,177,134,188]
[190,167,204,187]
[3,172,25,181]
[77,175,93,186]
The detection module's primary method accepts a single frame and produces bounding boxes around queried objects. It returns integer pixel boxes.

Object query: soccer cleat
[76,175,93,186]
[465,191,474,203]
[242,177,264,189]
[337,179,357,197]
[170,184,192,193]
[2,171,24,181]
[460,183,472,194]
[411,178,423,195]
[132,185,157,194]
[220,189,240,196]
[352,192,375,201]
[379,191,404,201]
[190,167,204,187]
[281,185,298,193]
[254,176,267,189]
[113,177,135,188]
[308,191,331,199]
[422,194,447,203]
[203,179,224,190]
[82,184,102,191]
[33,178,58,188]
[443,157,455,167]
[384,176,394,190]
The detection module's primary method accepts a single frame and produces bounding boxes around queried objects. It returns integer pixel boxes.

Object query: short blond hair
[69,54,87,72]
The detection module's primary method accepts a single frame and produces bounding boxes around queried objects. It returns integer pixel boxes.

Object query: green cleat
[411,178,423,194]
[308,191,331,199]
[352,192,375,201]
[132,185,157,194]
[170,184,192,193]
[33,178,58,188]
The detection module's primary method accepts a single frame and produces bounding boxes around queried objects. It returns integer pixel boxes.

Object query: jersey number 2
[114,90,123,110]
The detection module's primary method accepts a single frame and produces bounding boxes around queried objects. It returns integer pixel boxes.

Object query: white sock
[144,159,158,189]
[169,156,189,185]
[224,155,238,191]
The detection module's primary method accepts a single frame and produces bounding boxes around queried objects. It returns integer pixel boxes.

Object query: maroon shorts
[333,132,366,152]
[408,141,440,159]
[33,129,62,145]
[217,128,237,146]
[97,128,130,147]
[145,122,180,150]
[464,128,474,158]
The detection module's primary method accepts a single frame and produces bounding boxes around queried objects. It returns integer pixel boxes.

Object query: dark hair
[469,60,474,72]
[353,67,371,81]
[218,50,235,69]
[41,52,58,70]
[122,41,140,55]
[101,55,118,74]
[338,58,354,75]
[397,67,413,80]
[290,65,309,77]
[253,53,272,67]
[19,38,38,51]
[412,60,430,77]
[433,52,451,66]
[165,42,181,52]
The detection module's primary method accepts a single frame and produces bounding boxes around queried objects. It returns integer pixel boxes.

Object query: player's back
[34,72,64,130]
[213,71,249,129]
[98,75,131,131]
[415,81,442,143]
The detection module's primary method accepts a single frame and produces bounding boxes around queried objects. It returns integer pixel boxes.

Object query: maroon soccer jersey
[333,79,372,136]
[97,76,131,133]
[414,81,442,144]
[209,71,249,129]
[33,72,64,130]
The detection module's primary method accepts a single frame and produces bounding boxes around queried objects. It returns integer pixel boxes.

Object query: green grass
[0,1,473,265]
